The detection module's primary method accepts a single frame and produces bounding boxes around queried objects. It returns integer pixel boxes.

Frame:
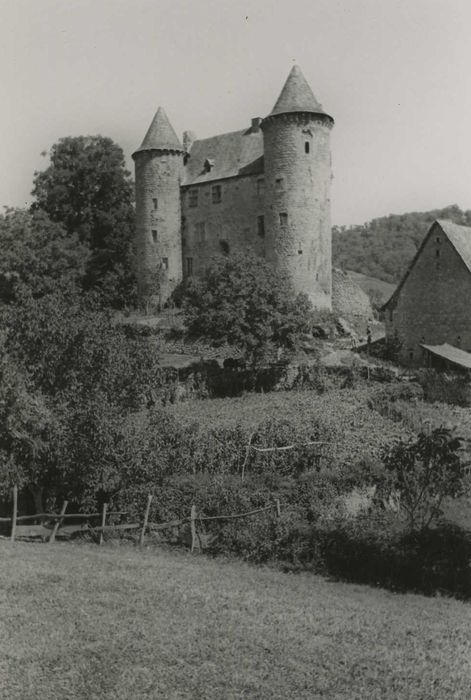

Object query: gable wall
[181,174,266,277]
[386,226,471,365]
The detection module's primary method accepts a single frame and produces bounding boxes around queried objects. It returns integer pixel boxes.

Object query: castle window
[305,141,310,154]
[152,198,158,210]
[162,257,168,270]
[186,257,193,275]
[279,212,288,226]
[436,249,440,257]
[257,179,264,196]
[212,185,222,204]
[275,177,284,191]
[195,222,206,243]
[257,215,265,238]
[189,189,198,208]
[151,230,157,243]
[298,243,303,255]
[220,240,230,254]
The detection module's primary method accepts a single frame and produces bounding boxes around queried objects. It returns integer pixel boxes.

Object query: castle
[132,66,334,310]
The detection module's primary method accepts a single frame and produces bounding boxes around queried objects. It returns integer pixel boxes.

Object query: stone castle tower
[133,66,334,310]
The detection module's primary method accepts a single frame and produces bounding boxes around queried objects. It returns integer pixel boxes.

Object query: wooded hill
[332,204,471,284]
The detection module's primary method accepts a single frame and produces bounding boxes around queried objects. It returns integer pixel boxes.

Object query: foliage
[31,135,137,308]
[0,208,87,302]
[333,204,471,282]
[173,253,318,364]
[379,428,470,530]
[320,515,471,599]
[415,369,471,407]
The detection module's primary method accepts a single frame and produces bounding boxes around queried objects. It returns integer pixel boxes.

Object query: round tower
[132,107,184,310]
[261,66,334,310]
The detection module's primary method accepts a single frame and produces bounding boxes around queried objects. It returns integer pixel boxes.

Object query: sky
[1,0,471,226]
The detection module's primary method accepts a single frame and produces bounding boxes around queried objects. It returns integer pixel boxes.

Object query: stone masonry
[132,66,334,310]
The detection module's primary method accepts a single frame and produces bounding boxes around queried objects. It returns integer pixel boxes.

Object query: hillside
[2,542,470,699]
[333,204,471,284]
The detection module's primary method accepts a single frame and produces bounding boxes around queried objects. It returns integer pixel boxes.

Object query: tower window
[276,177,284,190]
[151,230,157,243]
[162,257,168,270]
[436,249,440,257]
[257,215,265,238]
[305,141,310,154]
[212,185,222,204]
[279,212,288,226]
[189,190,198,208]
[152,198,158,210]
[298,242,303,254]
[195,222,206,243]
[220,240,230,254]
[186,257,193,275]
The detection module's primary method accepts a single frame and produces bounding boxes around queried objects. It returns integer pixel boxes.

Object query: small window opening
[189,190,198,208]
[298,242,303,255]
[457,335,462,347]
[408,349,414,360]
[436,249,440,257]
[162,257,168,270]
[152,198,158,210]
[257,215,265,238]
[220,240,230,254]
[186,257,193,275]
[305,141,310,154]
[151,230,157,243]
[436,236,441,244]
[279,212,288,226]
[195,222,206,243]
[212,184,222,204]
[275,177,284,190]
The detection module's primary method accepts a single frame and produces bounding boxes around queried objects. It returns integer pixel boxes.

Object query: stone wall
[332,268,373,321]
[262,113,333,309]
[385,227,471,365]
[134,150,183,307]
[181,174,266,276]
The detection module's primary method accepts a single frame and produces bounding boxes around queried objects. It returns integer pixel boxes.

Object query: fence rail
[2,486,282,551]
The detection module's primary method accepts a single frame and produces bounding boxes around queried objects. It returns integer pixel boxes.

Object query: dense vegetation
[333,204,471,283]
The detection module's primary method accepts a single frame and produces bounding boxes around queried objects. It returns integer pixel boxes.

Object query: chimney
[183,130,196,152]
[251,117,262,133]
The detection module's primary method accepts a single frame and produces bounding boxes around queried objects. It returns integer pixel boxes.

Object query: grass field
[1,542,470,699]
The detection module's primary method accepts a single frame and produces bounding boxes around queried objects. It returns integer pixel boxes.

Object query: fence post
[49,500,68,543]
[190,504,197,553]
[10,485,18,542]
[275,498,281,518]
[99,503,108,546]
[139,494,153,549]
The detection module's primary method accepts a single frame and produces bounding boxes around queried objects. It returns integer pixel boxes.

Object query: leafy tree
[379,428,470,530]
[0,208,87,302]
[174,253,318,364]
[32,135,137,308]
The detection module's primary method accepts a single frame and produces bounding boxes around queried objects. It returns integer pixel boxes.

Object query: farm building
[383,219,471,369]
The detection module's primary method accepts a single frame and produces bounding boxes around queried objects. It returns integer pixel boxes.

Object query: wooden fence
[1,485,281,552]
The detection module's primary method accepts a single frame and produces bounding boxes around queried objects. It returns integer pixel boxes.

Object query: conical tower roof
[133,107,183,155]
[268,65,332,119]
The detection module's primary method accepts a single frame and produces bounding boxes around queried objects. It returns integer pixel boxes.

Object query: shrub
[415,369,471,407]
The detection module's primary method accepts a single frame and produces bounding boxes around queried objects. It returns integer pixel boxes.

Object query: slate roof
[182,128,264,186]
[421,343,471,370]
[269,65,332,119]
[133,107,183,155]
[382,219,471,310]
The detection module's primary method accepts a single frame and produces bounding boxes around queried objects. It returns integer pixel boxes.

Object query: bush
[320,515,471,599]
[415,369,471,407]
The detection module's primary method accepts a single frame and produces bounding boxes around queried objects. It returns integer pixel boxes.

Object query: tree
[31,135,137,308]
[379,428,470,530]
[0,208,87,302]
[174,253,319,364]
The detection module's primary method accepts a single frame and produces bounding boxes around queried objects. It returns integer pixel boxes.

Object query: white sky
[1,0,471,225]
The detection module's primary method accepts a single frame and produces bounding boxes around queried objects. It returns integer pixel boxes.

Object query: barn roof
[182,128,264,186]
[268,65,332,120]
[382,219,471,310]
[421,343,471,371]
[133,107,183,155]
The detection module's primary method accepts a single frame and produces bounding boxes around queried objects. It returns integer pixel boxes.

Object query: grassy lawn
[1,542,470,699]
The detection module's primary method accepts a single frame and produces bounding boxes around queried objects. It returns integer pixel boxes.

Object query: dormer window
[204,158,215,173]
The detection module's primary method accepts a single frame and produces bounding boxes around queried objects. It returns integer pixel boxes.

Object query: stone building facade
[383,220,471,366]
[132,66,334,310]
